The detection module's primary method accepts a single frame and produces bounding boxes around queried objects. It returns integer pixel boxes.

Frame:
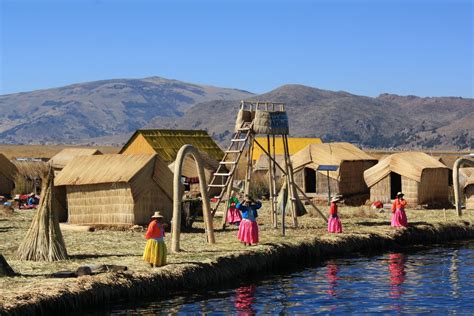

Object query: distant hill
[0,77,253,144]
[148,84,473,150]
[0,79,472,150]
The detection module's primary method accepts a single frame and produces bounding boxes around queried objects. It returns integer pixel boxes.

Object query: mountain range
[0,77,472,150]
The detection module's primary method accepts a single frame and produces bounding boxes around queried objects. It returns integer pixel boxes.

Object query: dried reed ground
[1,202,473,312]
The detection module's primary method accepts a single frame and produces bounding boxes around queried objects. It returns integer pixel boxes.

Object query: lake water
[106,240,474,314]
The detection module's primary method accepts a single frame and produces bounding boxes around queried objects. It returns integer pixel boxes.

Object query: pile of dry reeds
[16,166,68,261]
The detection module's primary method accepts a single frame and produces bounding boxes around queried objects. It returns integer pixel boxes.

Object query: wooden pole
[244,135,254,197]
[327,170,331,206]
[266,135,276,227]
[271,134,278,228]
[283,135,298,227]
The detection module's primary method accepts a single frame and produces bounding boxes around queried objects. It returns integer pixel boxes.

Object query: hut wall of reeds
[460,168,474,210]
[55,154,175,225]
[12,160,49,195]
[0,154,18,195]
[466,185,474,210]
[364,152,450,206]
[291,143,377,198]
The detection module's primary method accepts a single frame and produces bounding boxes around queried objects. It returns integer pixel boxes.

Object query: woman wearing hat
[236,195,261,246]
[391,192,408,228]
[143,211,167,267]
[328,195,343,233]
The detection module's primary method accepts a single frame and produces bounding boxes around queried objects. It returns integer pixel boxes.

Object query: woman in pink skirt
[391,192,408,228]
[328,195,343,233]
[226,191,242,226]
[236,196,261,246]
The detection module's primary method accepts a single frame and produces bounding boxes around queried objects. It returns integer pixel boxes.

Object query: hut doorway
[304,168,316,193]
[390,172,402,199]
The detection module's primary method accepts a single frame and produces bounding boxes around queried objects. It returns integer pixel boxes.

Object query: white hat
[397,192,404,197]
[151,211,163,219]
[331,195,342,202]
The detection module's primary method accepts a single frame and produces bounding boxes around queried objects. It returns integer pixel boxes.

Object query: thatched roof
[49,148,102,169]
[55,154,169,187]
[252,137,322,161]
[0,154,18,181]
[364,152,448,187]
[292,142,376,179]
[460,168,474,189]
[120,129,224,163]
[12,160,48,179]
[168,150,219,178]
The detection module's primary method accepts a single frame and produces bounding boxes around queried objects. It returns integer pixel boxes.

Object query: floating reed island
[1,203,474,315]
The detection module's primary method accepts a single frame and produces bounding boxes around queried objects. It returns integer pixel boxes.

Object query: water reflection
[326,261,339,297]
[107,241,474,315]
[235,285,256,316]
[388,253,406,299]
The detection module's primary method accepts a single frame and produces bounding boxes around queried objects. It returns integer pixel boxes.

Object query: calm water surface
[107,241,474,314]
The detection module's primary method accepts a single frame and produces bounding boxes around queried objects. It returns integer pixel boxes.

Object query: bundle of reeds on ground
[16,166,68,261]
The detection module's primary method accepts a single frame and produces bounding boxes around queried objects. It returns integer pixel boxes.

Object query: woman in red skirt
[328,195,343,233]
[391,192,408,227]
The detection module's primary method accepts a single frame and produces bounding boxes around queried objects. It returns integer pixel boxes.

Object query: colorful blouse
[228,196,239,209]
[145,221,165,241]
[236,201,262,222]
[391,199,407,213]
[329,202,338,218]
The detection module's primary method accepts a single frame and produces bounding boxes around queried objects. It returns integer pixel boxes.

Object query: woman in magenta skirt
[328,195,343,233]
[391,192,408,228]
[236,196,261,246]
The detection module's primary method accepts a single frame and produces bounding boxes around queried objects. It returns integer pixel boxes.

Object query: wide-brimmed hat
[151,211,163,219]
[397,192,404,197]
[29,192,35,196]
[331,195,342,202]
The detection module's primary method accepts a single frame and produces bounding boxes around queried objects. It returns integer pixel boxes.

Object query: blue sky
[1,0,472,97]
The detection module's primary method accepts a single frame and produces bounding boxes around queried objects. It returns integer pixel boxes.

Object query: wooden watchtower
[207,101,325,235]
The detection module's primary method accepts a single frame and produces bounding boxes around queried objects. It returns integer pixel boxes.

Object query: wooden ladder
[208,122,253,216]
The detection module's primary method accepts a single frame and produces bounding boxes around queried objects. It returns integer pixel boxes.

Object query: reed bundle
[16,166,68,261]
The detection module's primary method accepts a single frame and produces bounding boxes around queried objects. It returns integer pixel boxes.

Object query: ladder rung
[231,139,246,142]
[238,127,251,131]
[226,150,241,153]
[208,184,227,188]
[214,173,231,176]
[220,161,237,164]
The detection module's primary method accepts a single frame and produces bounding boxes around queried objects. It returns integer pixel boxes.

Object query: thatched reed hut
[0,154,18,196]
[251,137,322,162]
[120,129,224,193]
[120,129,224,162]
[12,160,49,195]
[49,148,102,175]
[460,168,474,210]
[55,154,174,225]
[49,148,103,220]
[364,152,450,206]
[292,143,377,198]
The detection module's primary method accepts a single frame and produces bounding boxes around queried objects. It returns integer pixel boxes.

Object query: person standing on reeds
[391,192,408,228]
[236,195,261,246]
[143,211,167,267]
[226,190,242,226]
[328,195,343,233]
